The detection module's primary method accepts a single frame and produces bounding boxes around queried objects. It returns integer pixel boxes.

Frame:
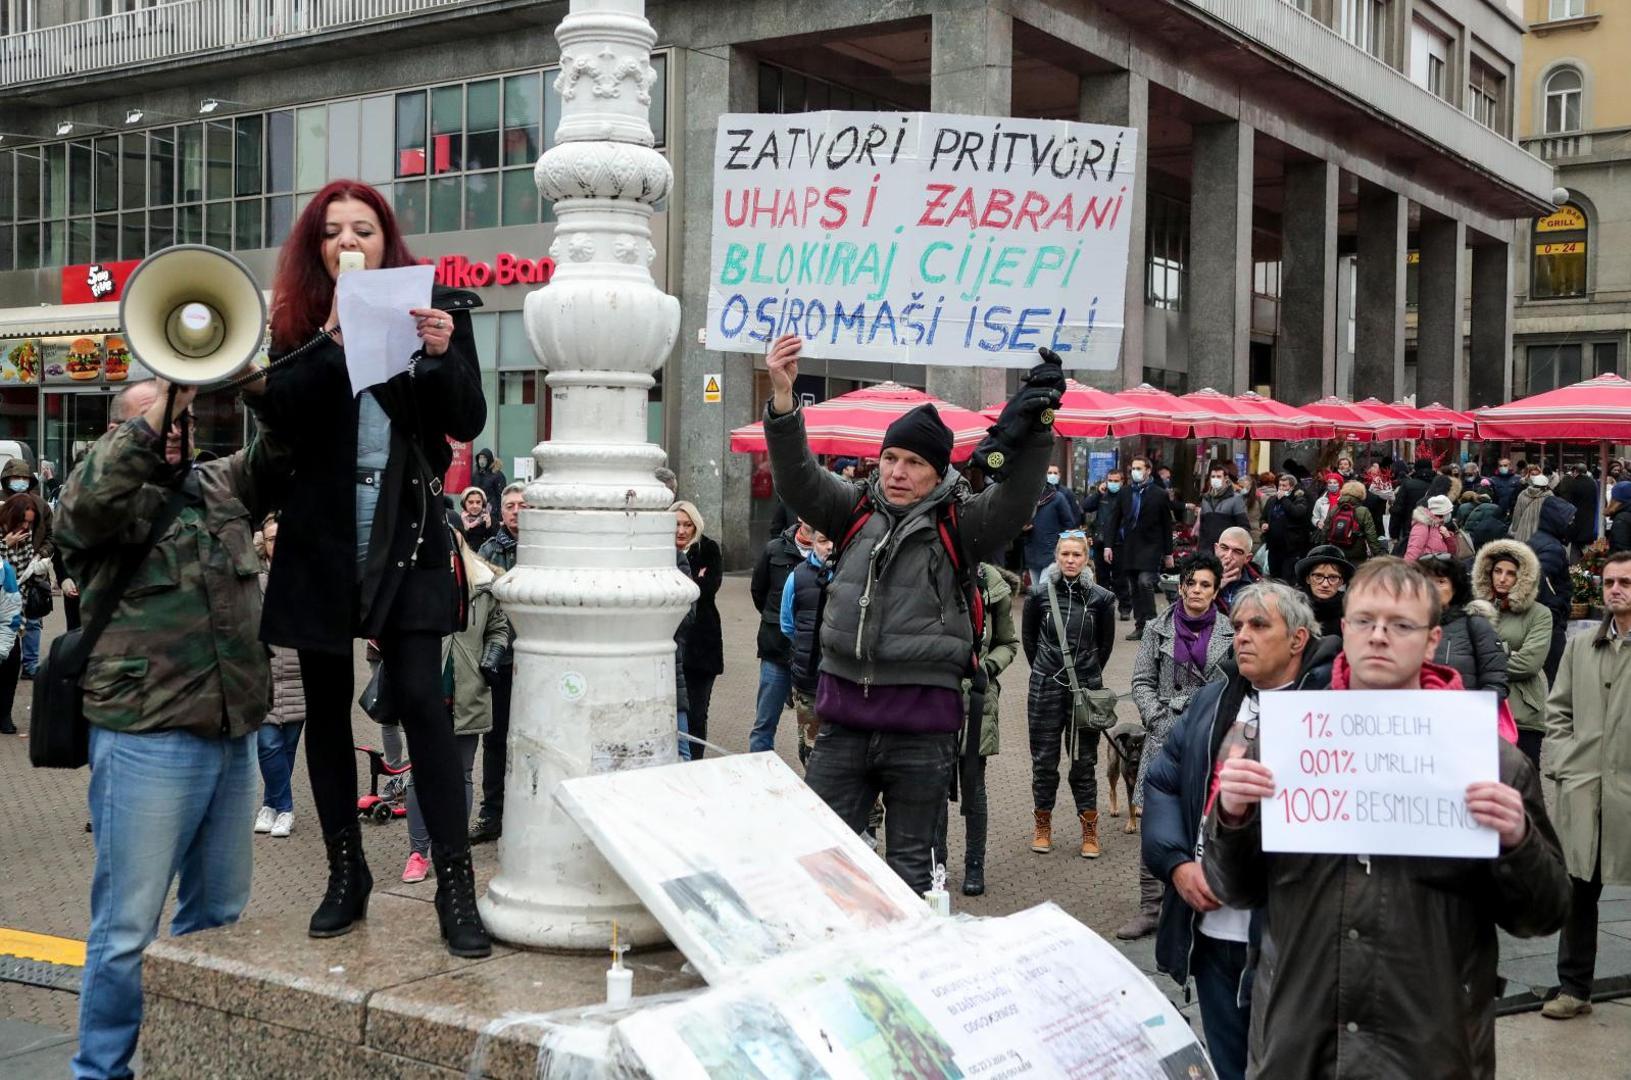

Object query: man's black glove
[479,642,507,684]
[970,348,1066,481]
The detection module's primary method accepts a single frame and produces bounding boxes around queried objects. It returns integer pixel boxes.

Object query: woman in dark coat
[1260,473,1311,582]
[260,180,489,957]
[673,500,723,758]
[1417,553,1509,698]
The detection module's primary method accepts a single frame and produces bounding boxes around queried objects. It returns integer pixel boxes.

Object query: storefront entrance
[44,389,114,478]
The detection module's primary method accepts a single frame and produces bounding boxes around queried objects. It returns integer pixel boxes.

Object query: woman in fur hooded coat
[1472,539,1554,768]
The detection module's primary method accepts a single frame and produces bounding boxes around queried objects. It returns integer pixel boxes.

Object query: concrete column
[1353,189,1406,403]
[928,4,1011,410]
[673,45,757,567]
[1468,230,1514,409]
[1186,120,1254,394]
[1417,213,1468,410]
[1277,160,1339,404]
[1078,70,1148,391]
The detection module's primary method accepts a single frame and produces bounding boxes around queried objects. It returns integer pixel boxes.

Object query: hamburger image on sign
[104,336,129,382]
[66,337,101,381]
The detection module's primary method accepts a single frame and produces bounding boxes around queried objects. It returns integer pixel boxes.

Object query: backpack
[1327,504,1360,548]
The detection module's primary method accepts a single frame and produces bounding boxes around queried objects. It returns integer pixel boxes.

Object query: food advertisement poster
[42,337,104,384]
[0,339,42,385]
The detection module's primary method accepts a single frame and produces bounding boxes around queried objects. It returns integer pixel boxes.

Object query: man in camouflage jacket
[56,377,289,1080]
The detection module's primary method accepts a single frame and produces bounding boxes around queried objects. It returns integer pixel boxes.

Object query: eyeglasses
[1059,530,1087,539]
[1345,615,1431,638]
[1308,572,1344,585]
[1417,553,1455,567]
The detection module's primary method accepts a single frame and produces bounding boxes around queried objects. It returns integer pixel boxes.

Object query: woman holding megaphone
[257,179,490,958]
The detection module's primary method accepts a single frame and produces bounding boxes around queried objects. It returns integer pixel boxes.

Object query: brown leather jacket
[1205,735,1569,1078]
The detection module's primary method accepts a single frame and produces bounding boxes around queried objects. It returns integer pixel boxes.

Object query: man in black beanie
[761,332,1058,895]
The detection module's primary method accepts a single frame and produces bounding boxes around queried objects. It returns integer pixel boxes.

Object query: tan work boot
[1031,810,1053,854]
[1079,809,1102,859]
[1541,993,1593,1020]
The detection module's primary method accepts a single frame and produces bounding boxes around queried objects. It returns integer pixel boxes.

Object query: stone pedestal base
[140,893,700,1078]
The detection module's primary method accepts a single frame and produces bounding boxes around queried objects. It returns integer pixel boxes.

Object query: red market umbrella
[1113,383,1193,437]
[1414,401,1477,439]
[1174,388,1261,439]
[1300,396,1420,441]
[1229,391,1336,441]
[728,381,992,461]
[1475,373,1631,441]
[980,379,1187,439]
[1355,397,1437,440]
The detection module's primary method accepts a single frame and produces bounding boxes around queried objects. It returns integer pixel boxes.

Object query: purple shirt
[815,672,963,735]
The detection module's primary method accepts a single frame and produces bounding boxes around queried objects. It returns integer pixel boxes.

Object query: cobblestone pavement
[2,573,1627,1074]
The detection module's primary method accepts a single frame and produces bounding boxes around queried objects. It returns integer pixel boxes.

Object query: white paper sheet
[335,264,436,396]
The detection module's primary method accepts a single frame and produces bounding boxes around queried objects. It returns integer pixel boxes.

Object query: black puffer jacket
[1434,601,1510,698]
[1528,496,1575,619]
[1390,461,1434,552]
[750,526,804,665]
[1021,564,1116,697]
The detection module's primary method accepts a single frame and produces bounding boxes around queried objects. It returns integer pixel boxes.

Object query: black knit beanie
[881,403,954,477]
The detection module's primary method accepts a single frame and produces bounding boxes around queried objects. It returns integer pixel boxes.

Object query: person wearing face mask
[257,180,490,958]
[1308,471,1343,534]
[1022,463,1083,586]
[1260,474,1312,583]
[1083,470,1130,621]
[1196,464,1250,553]
[1103,457,1175,641]
[1488,458,1520,518]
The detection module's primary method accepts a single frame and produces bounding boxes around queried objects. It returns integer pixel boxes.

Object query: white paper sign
[706,111,1137,370]
[334,264,436,396]
[1258,690,1499,858]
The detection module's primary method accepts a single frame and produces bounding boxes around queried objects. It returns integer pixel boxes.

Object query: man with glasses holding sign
[1204,557,1569,1078]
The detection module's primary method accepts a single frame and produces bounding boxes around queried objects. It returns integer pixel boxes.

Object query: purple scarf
[1172,605,1218,676]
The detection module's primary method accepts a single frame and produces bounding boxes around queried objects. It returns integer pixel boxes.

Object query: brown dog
[1102,719,1146,833]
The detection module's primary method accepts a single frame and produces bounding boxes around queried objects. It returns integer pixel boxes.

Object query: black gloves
[478,641,507,683]
[970,348,1066,481]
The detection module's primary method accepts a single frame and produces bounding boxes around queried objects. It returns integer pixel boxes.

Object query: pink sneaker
[401,852,431,883]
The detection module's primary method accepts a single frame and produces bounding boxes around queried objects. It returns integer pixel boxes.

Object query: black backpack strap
[74,485,191,669]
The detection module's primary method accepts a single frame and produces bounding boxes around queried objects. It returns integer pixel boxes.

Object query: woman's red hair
[268,180,418,351]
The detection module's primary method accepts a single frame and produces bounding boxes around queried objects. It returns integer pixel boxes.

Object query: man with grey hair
[1140,579,1340,1080]
[1213,525,1262,616]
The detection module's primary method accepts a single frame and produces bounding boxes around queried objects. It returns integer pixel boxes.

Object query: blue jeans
[256,722,304,814]
[677,708,691,762]
[749,660,792,753]
[21,616,41,673]
[75,726,256,1080]
[1191,931,1251,1080]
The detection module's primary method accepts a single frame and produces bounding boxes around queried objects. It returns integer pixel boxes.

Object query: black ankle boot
[309,825,372,938]
[962,811,987,896]
[431,843,492,958]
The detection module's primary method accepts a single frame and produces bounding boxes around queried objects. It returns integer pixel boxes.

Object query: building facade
[1513,0,1629,402]
[0,0,1551,564]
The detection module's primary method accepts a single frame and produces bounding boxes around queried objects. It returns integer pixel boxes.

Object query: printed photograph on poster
[0,338,41,384]
[796,847,901,932]
[1257,689,1500,858]
[660,870,782,970]
[674,997,825,1079]
[706,111,1138,371]
[42,336,103,384]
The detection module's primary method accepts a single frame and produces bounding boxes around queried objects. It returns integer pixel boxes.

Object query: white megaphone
[119,244,267,386]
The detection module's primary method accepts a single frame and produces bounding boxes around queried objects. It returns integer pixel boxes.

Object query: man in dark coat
[1103,455,1173,641]
[1489,456,1521,518]
[471,448,506,508]
[1556,463,1600,558]
[1529,494,1576,683]
[748,520,809,753]
[471,482,524,844]
[1390,457,1435,555]
[1022,470,1081,583]
[1083,469,1128,619]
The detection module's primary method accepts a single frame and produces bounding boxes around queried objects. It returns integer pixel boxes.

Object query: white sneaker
[254,806,275,834]
[270,811,294,838]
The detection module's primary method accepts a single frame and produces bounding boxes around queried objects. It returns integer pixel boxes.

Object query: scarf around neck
[1172,605,1217,675]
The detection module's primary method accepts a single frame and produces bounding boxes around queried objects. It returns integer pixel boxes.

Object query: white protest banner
[707,112,1138,370]
[1258,690,1499,858]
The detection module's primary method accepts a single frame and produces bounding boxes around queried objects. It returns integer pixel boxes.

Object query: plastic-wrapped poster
[613,904,1215,1079]
[555,754,930,984]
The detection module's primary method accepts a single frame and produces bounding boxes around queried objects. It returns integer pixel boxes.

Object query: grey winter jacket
[763,402,1051,692]
[259,571,305,726]
[1434,602,1510,699]
[1197,488,1249,551]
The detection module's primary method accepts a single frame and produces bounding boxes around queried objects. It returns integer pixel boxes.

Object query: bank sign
[706,111,1138,370]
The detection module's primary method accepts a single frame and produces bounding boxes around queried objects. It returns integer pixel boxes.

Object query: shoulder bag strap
[76,487,190,664]
[1047,580,1084,699]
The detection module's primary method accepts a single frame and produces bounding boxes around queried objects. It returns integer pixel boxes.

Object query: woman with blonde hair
[672,500,723,757]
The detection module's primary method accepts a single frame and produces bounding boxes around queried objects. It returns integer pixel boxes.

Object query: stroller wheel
[372,802,394,823]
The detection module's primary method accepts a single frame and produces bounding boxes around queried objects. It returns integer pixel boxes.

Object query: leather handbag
[21,573,53,619]
[1047,581,1120,757]
[30,490,187,769]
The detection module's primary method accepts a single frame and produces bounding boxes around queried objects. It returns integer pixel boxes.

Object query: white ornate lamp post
[479,0,686,949]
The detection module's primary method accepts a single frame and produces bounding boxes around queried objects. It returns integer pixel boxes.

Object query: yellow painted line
[0,928,86,967]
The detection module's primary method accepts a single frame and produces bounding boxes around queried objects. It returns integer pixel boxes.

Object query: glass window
[16,147,40,220]
[267,194,293,248]
[498,371,539,470]
[395,178,427,234]
[44,144,66,219]
[94,213,117,259]
[121,210,146,260]
[177,125,203,202]
[1468,59,1505,134]
[296,107,326,192]
[396,91,427,178]
[266,111,294,194]
[471,310,498,371]
[17,223,41,269]
[120,132,145,209]
[148,128,174,207]
[234,199,262,250]
[206,121,233,201]
[43,220,65,265]
[0,152,11,225]
[431,85,463,173]
[544,69,562,154]
[1532,204,1587,300]
[1146,194,1188,311]
[68,142,92,216]
[328,99,360,181]
[467,80,500,171]
[1544,68,1582,134]
[430,175,461,232]
[497,311,530,365]
[759,64,780,112]
[464,171,497,230]
[503,73,540,166]
[148,207,173,252]
[1549,0,1584,18]
[0,226,11,270]
[235,115,262,197]
[501,167,537,225]
[206,201,231,249]
[94,137,118,213]
[649,54,666,145]
[1595,342,1618,377]
[359,96,393,184]
[179,203,202,244]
